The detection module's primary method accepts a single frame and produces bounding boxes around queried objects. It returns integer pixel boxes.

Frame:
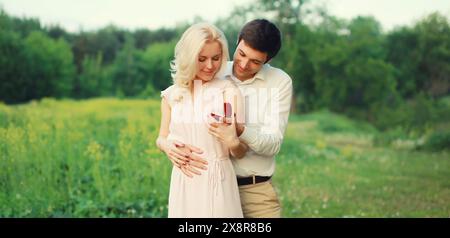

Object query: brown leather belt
[237,176,271,186]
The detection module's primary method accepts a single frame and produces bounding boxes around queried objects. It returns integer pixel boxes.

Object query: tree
[386,12,450,98]
[215,5,257,55]
[0,9,41,37]
[0,30,30,103]
[72,26,127,73]
[309,16,398,120]
[110,36,147,96]
[24,31,75,99]
[258,0,306,24]
[385,26,421,98]
[78,54,109,98]
[46,25,71,42]
[142,41,176,91]
[414,12,450,97]
[133,28,177,50]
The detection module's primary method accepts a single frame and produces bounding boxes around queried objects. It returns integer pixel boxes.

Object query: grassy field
[0,98,449,217]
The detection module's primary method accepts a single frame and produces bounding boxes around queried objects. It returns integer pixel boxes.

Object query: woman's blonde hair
[170,22,229,91]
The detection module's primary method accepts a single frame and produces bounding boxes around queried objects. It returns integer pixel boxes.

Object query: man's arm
[229,140,249,159]
[207,83,249,158]
[239,78,293,157]
[207,116,248,159]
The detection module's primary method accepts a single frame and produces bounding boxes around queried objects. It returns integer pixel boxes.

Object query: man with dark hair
[237,19,281,62]
[217,19,293,218]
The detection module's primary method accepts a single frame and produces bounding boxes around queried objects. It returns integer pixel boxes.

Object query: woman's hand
[157,138,190,168]
[156,137,208,177]
[207,114,240,150]
[177,144,208,178]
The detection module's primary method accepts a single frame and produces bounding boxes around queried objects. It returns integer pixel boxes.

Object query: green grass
[0,99,449,217]
[277,111,450,217]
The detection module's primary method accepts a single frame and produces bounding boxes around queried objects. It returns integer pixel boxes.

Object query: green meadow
[0,98,449,217]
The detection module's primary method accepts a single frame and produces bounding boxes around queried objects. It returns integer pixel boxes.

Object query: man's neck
[233,74,250,82]
[231,66,255,82]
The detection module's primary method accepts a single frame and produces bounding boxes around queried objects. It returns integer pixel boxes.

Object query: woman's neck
[190,78,208,93]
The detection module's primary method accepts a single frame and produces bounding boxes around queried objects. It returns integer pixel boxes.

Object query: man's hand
[157,138,208,177]
[236,122,245,137]
[177,144,208,177]
[157,139,190,168]
[207,114,240,150]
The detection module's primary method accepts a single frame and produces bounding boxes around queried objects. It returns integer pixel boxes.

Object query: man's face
[232,40,268,81]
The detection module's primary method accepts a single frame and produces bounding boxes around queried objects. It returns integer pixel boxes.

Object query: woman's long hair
[169,22,229,101]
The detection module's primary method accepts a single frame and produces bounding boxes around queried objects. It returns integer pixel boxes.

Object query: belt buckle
[252,175,256,185]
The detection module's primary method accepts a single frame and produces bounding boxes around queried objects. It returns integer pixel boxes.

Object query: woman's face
[195,40,222,82]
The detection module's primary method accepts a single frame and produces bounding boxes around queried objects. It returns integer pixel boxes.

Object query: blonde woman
[156,23,247,217]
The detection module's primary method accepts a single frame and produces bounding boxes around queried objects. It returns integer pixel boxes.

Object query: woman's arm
[156,97,189,167]
[156,97,208,177]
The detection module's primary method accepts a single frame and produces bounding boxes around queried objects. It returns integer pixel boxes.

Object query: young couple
[156,19,293,218]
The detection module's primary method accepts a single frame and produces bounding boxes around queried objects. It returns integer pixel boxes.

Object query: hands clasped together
[158,113,241,177]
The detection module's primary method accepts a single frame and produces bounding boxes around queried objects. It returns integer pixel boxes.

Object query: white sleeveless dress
[161,78,243,218]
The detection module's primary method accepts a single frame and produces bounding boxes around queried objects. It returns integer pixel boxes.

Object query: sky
[0,0,449,32]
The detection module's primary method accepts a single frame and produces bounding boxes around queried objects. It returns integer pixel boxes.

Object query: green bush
[298,109,378,134]
[419,131,450,151]
[372,93,446,132]
[373,127,409,146]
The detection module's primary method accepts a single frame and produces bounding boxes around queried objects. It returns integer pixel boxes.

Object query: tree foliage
[0,5,448,131]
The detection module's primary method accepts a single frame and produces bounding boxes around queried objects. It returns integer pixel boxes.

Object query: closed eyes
[199,55,221,62]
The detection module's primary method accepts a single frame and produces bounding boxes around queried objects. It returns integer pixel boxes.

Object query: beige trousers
[238,180,281,218]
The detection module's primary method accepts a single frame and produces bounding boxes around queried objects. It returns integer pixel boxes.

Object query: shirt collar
[225,61,268,84]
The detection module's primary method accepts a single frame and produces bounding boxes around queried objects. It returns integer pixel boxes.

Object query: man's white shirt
[223,61,293,177]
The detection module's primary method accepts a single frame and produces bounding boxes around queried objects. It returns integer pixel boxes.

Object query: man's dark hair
[238,19,281,62]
